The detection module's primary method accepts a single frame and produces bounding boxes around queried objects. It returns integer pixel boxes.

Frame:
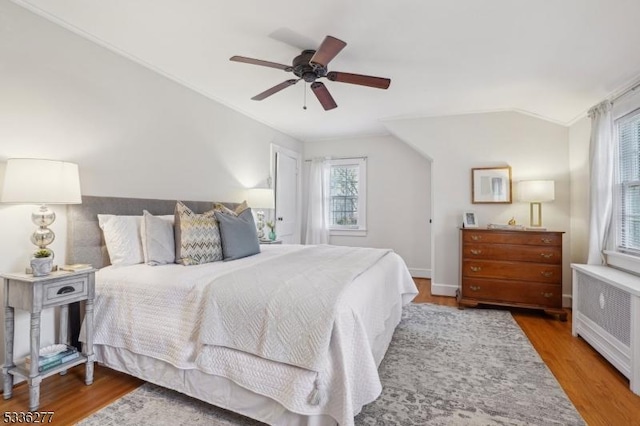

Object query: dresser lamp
[247,188,274,240]
[1,159,82,255]
[518,180,554,228]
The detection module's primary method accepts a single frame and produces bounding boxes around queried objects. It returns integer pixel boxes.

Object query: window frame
[325,158,367,236]
[614,108,640,257]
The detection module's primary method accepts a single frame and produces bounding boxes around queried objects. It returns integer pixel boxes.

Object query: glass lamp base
[30,205,56,249]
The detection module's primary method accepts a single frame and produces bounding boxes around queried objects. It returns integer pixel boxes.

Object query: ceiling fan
[230,35,391,111]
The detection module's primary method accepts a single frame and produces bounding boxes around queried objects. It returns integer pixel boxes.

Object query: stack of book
[60,264,92,272]
[25,344,80,372]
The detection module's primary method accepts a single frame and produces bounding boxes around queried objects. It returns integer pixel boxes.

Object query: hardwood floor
[1,278,639,425]
[0,365,143,425]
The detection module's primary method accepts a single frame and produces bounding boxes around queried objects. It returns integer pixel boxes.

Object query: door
[274,147,300,243]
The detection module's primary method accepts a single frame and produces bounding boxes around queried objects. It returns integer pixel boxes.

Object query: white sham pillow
[141,210,175,266]
[97,214,144,266]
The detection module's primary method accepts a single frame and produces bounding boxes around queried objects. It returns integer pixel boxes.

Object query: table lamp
[247,188,274,240]
[1,159,82,255]
[518,180,554,228]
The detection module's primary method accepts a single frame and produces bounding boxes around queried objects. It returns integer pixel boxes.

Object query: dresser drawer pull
[57,286,76,295]
[470,285,481,291]
[471,235,482,241]
[539,253,554,259]
[470,266,482,272]
[540,271,554,277]
[470,249,482,255]
[541,292,554,298]
[541,238,552,244]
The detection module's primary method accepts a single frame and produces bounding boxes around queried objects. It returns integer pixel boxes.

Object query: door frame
[270,143,302,244]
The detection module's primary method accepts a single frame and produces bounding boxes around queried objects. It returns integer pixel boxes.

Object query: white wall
[569,116,591,264]
[383,112,572,305]
[0,2,301,364]
[303,135,431,276]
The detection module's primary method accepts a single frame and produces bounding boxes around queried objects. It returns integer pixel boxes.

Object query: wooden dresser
[458,228,566,320]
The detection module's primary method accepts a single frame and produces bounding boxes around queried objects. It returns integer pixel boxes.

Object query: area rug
[78,304,584,425]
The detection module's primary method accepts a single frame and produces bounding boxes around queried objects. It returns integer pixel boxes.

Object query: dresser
[458,228,566,320]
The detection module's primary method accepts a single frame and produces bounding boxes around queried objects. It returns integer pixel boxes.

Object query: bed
[67,196,418,426]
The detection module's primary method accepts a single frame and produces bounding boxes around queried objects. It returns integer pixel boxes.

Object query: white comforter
[88,245,417,425]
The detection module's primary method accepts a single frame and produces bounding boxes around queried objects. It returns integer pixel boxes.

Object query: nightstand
[2,269,96,410]
[260,239,282,245]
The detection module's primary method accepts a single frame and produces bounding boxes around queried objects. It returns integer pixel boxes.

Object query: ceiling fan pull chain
[303,82,308,110]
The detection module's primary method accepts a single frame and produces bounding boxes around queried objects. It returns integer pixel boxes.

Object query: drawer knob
[471,235,482,241]
[57,286,76,295]
[540,271,553,277]
[542,292,554,298]
[540,252,554,259]
[470,249,482,255]
[541,238,552,244]
[470,266,482,272]
[470,285,481,291]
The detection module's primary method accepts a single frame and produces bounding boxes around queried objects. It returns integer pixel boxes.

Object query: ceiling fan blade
[251,79,299,101]
[311,82,337,110]
[230,56,292,72]
[326,71,391,89]
[309,36,347,68]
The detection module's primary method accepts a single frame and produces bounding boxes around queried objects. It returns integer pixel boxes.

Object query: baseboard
[562,293,572,308]
[430,282,458,297]
[409,268,431,278]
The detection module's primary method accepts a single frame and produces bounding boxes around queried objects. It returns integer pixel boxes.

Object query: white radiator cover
[571,264,640,396]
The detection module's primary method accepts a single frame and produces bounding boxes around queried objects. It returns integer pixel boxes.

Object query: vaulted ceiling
[11,0,640,140]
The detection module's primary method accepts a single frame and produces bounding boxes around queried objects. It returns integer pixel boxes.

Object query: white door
[274,148,300,243]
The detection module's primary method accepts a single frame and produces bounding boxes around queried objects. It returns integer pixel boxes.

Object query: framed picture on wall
[472,166,512,203]
[462,211,478,228]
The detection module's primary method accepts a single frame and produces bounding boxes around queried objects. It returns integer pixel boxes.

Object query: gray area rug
[78,304,584,425]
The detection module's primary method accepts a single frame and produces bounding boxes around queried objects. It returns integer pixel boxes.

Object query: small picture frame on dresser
[462,212,478,228]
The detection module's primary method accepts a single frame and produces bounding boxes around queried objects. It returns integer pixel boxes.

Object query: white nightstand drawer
[43,276,88,306]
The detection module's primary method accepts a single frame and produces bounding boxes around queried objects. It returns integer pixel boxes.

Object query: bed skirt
[93,296,402,426]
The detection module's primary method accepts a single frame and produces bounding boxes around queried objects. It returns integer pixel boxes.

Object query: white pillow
[98,214,144,266]
[141,210,175,266]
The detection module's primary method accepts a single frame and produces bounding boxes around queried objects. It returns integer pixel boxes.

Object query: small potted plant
[31,249,53,277]
[266,221,276,241]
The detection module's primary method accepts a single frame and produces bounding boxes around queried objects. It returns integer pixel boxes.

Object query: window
[326,158,366,234]
[615,108,640,255]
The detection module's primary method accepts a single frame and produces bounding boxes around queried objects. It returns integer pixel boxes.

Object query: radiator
[572,264,640,396]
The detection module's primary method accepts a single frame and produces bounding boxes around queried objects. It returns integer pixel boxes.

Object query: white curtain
[304,158,330,244]
[587,101,614,265]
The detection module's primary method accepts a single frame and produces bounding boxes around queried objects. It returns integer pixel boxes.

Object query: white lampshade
[518,180,555,202]
[247,188,274,209]
[1,158,82,204]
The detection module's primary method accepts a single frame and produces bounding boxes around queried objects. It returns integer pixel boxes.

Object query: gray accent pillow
[141,210,175,266]
[215,208,260,261]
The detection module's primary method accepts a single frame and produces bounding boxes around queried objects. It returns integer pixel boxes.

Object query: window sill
[604,250,640,276]
[330,229,367,237]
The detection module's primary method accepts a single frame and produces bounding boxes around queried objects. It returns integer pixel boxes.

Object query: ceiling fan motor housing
[293,50,327,82]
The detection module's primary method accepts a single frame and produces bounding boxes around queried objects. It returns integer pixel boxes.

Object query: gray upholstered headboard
[66,195,238,269]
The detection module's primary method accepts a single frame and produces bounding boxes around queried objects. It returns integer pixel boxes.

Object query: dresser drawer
[462,278,561,307]
[462,260,562,283]
[463,243,561,264]
[462,231,562,246]
[43,275,88,307]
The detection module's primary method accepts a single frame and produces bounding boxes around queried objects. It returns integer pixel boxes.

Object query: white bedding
[86,244,418,425]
